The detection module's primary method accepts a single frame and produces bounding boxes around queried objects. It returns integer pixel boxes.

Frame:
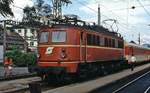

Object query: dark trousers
[131,64,134,71]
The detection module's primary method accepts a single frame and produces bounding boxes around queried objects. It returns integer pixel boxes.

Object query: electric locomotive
[37,17,124,81]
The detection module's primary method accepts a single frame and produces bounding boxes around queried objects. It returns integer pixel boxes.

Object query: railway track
[112,70,150,93]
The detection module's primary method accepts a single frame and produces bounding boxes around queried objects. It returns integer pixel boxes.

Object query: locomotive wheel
[77,69,88,80]
[55,71,66,83]
[101,64,108,75]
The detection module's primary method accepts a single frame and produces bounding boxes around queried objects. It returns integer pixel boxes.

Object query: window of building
[18,30,21,33]
[31,29,35,34]
[30,36,34,39]
[30,42,34,46]
[52,31,66,42]
[39,32,49,43]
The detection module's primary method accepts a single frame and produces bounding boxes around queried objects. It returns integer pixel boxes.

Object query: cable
[75,0,131,30]
[75,0,110,19]
[12,4,24,10]
[137,0,150,17]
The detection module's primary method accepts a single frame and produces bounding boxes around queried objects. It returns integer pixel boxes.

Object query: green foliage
[5,47,37,67]
[0,63,3,67]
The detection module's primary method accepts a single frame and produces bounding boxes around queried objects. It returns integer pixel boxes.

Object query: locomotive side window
[96,36,100,46]
[52,31,66,42]
[87,34,92,45]
[112,39,115,47]
[104,38,108,47]
[118,40,124,48]
[92,35,96,45]
[39,32,49,43]
[108,39,111,47]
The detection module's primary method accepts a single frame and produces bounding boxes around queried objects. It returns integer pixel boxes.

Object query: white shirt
[131,56,136,62]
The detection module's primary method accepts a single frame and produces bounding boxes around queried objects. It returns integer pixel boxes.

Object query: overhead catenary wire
[137,0,150,17]
[11,0,148,33]
[109,4,150,11]
[75,0,110,20]
[74,0,133,31]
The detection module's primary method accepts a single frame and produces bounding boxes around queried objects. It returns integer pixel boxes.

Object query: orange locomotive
[37,22,124,81]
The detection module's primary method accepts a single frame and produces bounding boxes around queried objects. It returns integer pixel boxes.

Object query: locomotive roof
[47,24,123,39]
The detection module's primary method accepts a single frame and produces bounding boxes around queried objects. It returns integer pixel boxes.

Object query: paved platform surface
[44,63,150,93]
[0,67,29,77]
[0,77,40,93]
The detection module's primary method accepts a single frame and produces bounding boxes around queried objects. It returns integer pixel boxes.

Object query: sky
[1,0,150,44]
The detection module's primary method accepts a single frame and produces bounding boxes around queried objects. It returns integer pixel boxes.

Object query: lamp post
[3,20,6,63]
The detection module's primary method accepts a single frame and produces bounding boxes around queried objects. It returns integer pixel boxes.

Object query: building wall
[14,28,38,52]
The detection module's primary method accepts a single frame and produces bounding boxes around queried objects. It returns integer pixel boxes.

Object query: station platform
[0,77,40,93]
[44,63,150,93]
[0,67,29,77]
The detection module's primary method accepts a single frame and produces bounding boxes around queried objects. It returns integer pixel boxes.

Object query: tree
[5,46,37,67]
[0,0,14,17]
[23,0,50,20]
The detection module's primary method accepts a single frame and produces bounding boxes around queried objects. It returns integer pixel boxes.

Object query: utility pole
[3,21,6,63]
[138,33,141,45]
[98,4,101,26]
[51,0,71,19]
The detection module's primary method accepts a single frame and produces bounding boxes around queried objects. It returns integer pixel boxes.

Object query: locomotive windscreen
[52,31,66,43]
[39,32,49,43]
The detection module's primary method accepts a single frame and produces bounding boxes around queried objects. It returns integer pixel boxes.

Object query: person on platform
[4,57,13,77]
[130,55,136,71]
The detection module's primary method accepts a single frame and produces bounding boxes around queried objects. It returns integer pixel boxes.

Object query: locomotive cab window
[52,31,66,42]
[39,32,49,43]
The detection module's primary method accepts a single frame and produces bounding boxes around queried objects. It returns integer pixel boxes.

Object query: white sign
[131,56,136,62]
[45,47,54,54]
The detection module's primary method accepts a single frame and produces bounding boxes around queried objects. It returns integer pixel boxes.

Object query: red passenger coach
[125,42,150,64]
[37,23,124,81]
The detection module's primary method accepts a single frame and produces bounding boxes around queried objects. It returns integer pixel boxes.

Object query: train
[36,18,150,82]
[125,42,150,64]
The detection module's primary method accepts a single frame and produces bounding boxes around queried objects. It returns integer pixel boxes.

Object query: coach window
[52,31,66,42]
[39,32,49,43]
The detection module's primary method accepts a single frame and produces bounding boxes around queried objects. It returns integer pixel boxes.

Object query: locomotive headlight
[60,48,67,59]
[37,54,40,58]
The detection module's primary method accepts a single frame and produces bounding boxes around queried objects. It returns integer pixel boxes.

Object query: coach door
[80,32,87,62]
